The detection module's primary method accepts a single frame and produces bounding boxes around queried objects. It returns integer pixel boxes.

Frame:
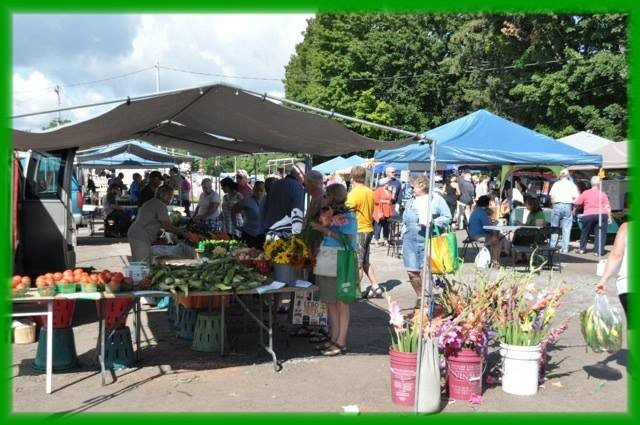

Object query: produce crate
[177,295,229,310]
[55,283,77,294]
[37,286,56,297]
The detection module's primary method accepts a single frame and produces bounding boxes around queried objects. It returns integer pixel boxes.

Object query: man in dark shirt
[137,171,163,207]
[263,162,306,238]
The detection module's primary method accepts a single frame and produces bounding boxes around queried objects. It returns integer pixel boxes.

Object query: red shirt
[575,188,611,216]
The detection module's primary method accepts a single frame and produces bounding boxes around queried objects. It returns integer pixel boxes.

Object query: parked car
[71,172,84,227]
[14,149,77,277]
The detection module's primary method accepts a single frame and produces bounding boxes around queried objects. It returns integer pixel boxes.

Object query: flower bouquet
[490,270,570,395]
[263,236,314,269]
[432,276,497,401]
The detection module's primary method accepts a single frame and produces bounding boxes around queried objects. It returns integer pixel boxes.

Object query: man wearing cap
[385,167,402,215]
[137,171,164,207]
[236,169,254,198]
[263,162,307,238]
[549,168,580,253]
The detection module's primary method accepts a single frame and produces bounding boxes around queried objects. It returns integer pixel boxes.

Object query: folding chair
[460,214,480,261]
[386,220,402,258]
[511,227,541,272]
[537,226,562,272]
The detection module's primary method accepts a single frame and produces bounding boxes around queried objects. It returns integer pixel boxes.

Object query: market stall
[12,82,423,396]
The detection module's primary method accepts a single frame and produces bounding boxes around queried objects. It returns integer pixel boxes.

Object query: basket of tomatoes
[11,275,31,298]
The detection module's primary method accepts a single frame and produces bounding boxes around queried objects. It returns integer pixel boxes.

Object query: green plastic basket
[37,286,57,297]
[56,283,77,294]
[80,282,98,293]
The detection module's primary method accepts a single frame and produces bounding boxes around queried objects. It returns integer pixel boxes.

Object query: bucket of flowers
[434,276,497,402]
[263,236,314,284]
[491,268,570,396]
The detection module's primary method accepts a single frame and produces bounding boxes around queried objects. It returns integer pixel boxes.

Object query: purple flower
[435,278,446,289]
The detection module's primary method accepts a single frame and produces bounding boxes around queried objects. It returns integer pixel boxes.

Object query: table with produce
[11,238,315,391]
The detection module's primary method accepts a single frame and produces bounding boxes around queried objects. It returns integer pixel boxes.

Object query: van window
[25,151,65,199]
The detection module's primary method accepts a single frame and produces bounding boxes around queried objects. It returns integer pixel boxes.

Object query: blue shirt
[237,196,263,237]
[130,180,140,203]
[321,211,357,250]
[468,207,492,240]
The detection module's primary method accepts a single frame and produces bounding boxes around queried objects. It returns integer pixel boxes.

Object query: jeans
[580,214,608,255]
[550,203,573,252]
[374,219,390,240]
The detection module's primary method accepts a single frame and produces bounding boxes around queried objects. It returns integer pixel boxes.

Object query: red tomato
[90,274,99,283]
[53,272,63,281]
[74,268,84,275]
[123,277,133,285]
[16,282,26,290]
[12,275,22,285]
[111,273,124,284]
[21,276,31,285]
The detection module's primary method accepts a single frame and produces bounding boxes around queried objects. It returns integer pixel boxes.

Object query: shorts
[316,275,337,304]
[402,227,425,272]
[356,232,373,269]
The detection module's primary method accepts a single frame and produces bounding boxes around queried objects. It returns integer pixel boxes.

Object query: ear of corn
[579,303,623,353]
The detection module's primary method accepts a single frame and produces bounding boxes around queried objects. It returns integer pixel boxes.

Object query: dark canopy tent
[13,83,417,156]
[374,109,602,166]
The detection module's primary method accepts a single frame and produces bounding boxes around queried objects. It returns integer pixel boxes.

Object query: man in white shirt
[548,168,580,253]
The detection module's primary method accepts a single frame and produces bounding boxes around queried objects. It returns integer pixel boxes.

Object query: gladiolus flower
[389,301,404,329]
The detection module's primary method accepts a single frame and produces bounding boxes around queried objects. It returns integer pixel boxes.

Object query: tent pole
[414,137,437,413]
[253,155,258,181]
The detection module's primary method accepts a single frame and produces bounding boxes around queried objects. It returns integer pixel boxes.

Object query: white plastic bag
[474,247,491,269]
[417,337,442,413]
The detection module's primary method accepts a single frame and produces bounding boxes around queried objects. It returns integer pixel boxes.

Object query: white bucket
[500,343,541,396]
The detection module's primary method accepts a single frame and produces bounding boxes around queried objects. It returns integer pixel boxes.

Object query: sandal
[320,343,347,356]
[371,286,385,298]
[361,286,373,299]
[315,341,334,351]
[289,326,311,338]
[309,335,328,343]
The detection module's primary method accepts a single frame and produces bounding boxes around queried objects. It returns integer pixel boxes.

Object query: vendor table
[12,284,315,393]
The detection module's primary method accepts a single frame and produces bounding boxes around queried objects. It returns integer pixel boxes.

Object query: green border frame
[1,0,637,423]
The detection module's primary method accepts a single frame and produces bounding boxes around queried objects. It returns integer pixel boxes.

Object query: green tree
[284,14,627,145]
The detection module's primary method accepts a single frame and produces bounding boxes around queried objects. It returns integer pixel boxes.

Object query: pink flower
[389,301,404,329]
[469,394,483,404]
[331,214,348,226]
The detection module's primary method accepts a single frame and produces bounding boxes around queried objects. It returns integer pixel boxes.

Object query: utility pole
[54,85,62,126]
[155,60,160,93]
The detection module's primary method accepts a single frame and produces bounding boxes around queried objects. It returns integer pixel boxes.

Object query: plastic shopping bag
[580,294,623,353]
[430,226,460,274]
[336,244,359,304]
[474,247,491,269]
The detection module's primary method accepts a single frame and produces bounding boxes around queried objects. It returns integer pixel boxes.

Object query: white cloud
[12,14,312,131]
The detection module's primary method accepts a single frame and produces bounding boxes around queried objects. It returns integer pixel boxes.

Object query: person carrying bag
[310,184,358,356]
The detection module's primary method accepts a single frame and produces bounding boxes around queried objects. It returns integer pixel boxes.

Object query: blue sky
[12,14,312,130]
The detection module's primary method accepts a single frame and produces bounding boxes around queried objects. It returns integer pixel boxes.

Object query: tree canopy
[284,14,627,145]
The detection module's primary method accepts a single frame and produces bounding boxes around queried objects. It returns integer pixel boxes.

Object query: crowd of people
[86,161,627,363]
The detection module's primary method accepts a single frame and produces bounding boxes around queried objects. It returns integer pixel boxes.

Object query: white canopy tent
[558,131,614,153]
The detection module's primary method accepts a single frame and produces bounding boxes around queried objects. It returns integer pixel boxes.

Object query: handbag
[336,236,359,304]
[430,225,460,274]
[313,245,340,277]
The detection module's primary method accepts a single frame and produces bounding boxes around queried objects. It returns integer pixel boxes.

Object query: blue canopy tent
[76,151,177,169]
[375,110,602,166]
[313,155,369,174]
[76,140,197,164]
[312,156,347,174]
